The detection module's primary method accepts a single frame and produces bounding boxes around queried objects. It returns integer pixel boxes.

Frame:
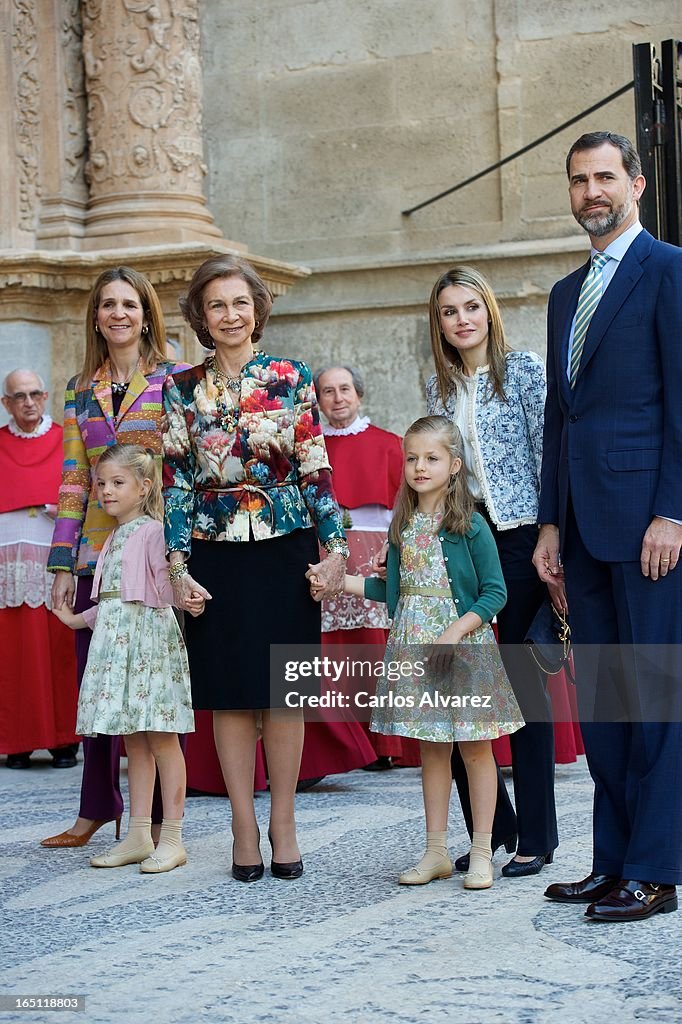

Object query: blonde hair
[428,265,510,405]
[95,444,164,521]
[389,416,475,544]
[78,267,168,388]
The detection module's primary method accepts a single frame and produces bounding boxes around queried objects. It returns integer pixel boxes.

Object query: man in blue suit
[533,131,682,922]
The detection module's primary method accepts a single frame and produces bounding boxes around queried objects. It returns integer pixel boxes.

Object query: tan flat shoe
[90,839,154,868]
[139,847,187,874]
[463,859,493,890]
[399,854,453,885]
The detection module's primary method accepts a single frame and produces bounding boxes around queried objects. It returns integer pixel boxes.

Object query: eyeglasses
[6,391,46,403]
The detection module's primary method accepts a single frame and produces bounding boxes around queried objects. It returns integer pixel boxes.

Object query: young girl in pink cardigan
[53,445,198,873]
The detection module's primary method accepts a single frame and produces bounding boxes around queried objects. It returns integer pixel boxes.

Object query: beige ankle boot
[90,816,154,868]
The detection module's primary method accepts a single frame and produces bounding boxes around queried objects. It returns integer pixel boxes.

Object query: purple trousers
[75,579,186,823]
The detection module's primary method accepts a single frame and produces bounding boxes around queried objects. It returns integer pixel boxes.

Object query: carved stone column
[80,0,226,249]
[35,0,89,248]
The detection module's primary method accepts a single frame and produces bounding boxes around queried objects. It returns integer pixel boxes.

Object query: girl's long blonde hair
[389,416,475,544]
[428,265,510,405]
[96,444,164,522]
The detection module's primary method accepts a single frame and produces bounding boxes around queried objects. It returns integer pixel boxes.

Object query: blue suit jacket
[538,228,682,562]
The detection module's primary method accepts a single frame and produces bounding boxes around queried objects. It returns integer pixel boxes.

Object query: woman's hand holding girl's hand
[52,572,76,610]
[370,542,389,581]
[51,604,84,630]
[171,573,212,617]
[305,552,346,602]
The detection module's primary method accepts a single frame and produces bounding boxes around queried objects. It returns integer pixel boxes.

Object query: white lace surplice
[0,507,55,609]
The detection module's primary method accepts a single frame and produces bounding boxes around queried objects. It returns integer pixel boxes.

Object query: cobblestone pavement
[1,755,680,1024]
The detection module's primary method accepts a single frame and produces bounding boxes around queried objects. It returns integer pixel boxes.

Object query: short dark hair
[565,132,642,180]
[179,255,273,350]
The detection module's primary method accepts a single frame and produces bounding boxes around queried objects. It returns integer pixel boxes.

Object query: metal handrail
[401,81,635,217]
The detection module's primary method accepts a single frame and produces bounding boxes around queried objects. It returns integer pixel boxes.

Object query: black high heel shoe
[231,830,264,883]
[501,850,554,878]
[454,833,517,873]
[267,831,303,880]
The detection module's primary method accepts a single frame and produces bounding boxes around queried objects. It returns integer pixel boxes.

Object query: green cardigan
[364,512,507,623]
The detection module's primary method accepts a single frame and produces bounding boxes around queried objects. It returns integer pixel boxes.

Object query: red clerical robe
[0,423,79,755]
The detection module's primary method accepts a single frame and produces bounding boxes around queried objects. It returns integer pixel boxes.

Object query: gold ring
[661,558,670,563]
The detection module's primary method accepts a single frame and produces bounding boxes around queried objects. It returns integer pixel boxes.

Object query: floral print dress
[76,516,194,737]
[370,512,523,743]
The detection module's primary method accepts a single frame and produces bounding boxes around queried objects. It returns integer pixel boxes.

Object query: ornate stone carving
[62,0,87,186]
[14,0,41,231]
[82,0,208,197]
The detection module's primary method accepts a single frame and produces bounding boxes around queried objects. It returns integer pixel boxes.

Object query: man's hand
[640,517,682,581]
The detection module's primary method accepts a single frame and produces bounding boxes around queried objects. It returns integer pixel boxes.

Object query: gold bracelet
[324,538,350,559]
[168,562,189,583]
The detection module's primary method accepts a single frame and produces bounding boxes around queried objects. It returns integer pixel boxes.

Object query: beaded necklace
[207,352,261,432]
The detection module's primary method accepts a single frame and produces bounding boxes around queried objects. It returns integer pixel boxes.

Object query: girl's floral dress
[370,512,523,743]
[76,516,194,736]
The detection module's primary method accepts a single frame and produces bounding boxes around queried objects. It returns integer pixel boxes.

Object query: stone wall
[1,2,681,434]
[201,0,682,433]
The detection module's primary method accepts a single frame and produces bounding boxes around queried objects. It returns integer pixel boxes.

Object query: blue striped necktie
[569,251,610,388]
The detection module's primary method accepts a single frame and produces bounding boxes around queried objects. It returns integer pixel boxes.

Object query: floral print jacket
[162,353,346,553]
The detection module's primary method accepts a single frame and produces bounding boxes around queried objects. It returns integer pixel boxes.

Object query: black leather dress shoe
[585,880,678,922]
[455,833,517,873]
[544,872,619,903]
[295,776,324,792]
[502,851,553,877]
[52,752,78,768]
[361,757,393,771]
[6,753,31,769]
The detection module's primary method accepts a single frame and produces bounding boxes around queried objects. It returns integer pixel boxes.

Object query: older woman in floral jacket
[163,254,347,882]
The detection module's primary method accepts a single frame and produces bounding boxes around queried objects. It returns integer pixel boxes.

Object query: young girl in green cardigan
[344,416,523,889]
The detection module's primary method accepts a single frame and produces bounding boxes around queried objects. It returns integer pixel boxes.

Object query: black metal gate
[632,40,682,245]
[403,39,682,247]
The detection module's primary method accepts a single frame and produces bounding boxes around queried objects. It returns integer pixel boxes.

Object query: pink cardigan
[81,519,173,629]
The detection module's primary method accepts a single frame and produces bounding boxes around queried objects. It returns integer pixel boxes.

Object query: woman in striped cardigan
[41,266,188,849]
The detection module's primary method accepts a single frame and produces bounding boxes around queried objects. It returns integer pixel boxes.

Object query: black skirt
[184,529,321,710]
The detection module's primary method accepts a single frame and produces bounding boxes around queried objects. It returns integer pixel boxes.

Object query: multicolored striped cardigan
[48,359,188,576]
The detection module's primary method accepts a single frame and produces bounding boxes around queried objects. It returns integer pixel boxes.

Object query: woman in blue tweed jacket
[426,264,559,878]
